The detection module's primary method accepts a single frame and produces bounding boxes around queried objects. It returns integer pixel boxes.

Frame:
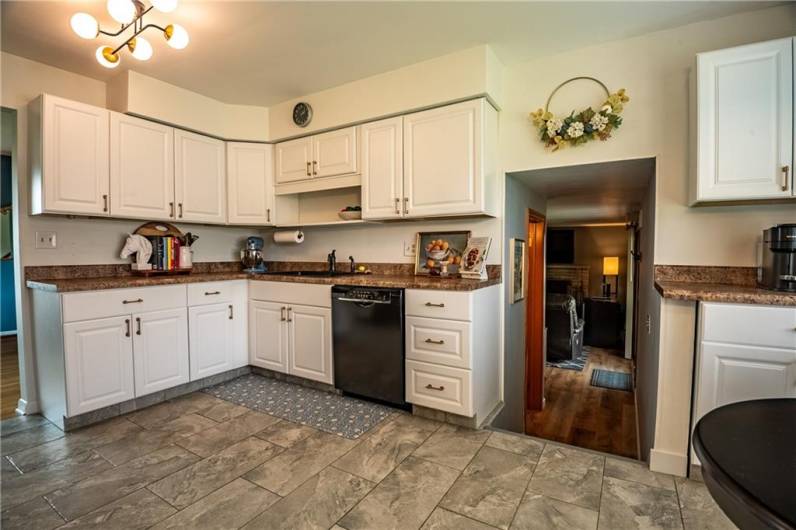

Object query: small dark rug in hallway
[590,369,632,391]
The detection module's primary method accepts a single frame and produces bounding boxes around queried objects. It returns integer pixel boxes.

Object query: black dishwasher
[332,286,407,408]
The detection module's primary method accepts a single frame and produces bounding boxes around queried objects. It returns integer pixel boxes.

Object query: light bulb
[107,0,135,24]
[70,13,98,39]
[151,0,178,13]
[165,24,189,49]
[96,46,120,69]
[130,37,153,61]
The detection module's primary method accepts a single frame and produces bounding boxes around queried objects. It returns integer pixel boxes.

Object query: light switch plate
[403,240,416,257]
[35,231,57,249]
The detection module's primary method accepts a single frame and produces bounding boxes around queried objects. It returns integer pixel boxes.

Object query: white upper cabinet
[110,112,175,220]
[227,142,275,225]
[275,137,313,184]
[404,98,497,217]
[174,129,227,223]
[692,37,794,203]
[312,126,358,178]
[30,94,110,216]
[361,117,404,220]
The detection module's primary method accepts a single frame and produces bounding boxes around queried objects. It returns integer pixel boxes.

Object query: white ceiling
[510,158,655,225]
[0,1,778,106]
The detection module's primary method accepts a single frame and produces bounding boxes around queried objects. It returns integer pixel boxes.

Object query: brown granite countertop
[26,262,501,293]
[654,265,796,306]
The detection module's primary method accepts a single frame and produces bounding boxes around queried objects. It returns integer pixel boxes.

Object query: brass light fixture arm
[98,5,154,38]
[110,21,168,55]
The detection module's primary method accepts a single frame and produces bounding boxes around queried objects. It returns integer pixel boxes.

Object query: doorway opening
[512,158,656,460]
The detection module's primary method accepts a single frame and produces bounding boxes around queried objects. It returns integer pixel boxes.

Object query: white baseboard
[0,330,17,337]
[649,448,688,477]
[15,398,39,416]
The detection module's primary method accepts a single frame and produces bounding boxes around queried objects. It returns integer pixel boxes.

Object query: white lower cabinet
[132,308,190,397]
[249,282,333,385]
[64,316,135,416]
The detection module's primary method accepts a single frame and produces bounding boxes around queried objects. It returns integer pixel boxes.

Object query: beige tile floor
[1,391,737,530]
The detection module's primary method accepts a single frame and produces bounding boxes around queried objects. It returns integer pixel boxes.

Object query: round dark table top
[693,399,796,530]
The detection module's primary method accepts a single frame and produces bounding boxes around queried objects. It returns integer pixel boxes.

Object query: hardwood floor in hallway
[525,347,638,459]
[1,335,20,420]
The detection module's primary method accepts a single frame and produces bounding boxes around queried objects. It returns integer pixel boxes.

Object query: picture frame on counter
[414,230,471,276]
[510,238,526,303]
[460,236,492,280]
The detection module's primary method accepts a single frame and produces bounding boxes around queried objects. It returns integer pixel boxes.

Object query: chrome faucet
[349,255,356,273]
[327,249,337,274]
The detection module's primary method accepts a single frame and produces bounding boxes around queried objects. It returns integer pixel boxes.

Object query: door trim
[525,209,546,413]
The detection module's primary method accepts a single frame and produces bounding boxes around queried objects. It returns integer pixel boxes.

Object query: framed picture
[460,237,492,280]
[415,231,471,276]
[510,238,526,303]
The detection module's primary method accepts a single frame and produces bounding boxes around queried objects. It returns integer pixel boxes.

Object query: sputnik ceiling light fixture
[71,0,189,69]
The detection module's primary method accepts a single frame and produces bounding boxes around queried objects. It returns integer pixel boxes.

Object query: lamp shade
[603,256,619,276]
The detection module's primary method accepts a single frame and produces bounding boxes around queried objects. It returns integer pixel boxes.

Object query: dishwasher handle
[335,297,392,305]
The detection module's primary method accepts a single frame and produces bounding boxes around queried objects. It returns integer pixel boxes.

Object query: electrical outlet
[35,231,57,249]
[403,240,416,257]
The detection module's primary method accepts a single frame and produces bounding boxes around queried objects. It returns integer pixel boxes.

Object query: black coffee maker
[759,224,796,292]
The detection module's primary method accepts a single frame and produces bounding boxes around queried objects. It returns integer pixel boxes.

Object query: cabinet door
[227,143,275,225]
[361,118,404,220]
[403,99,482,217]
[188,302,234,380]
[64,316,134,415]
[288,304,332,384]
[275,137,312,184]
[696,38,793,201]
[110,113,175,220]
[174,130,227,223]
[132,308,189,396]
[42,95,110,215]
[249,300,288,373]
[312,126,358,178]
[696,342,796,421]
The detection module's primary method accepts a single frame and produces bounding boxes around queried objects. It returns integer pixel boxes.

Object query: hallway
[1,335,19,420]
[525,347,637,459]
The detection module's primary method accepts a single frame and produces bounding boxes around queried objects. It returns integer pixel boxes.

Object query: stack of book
[147,236,182,271]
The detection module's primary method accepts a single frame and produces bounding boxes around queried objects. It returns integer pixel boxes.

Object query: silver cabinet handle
[312,161,318,176]
[102,194,108,212]
[287,307,293,322]
[403,197,409,215]
[124,319,131,337]
[280,307,286,322]
[178,203,183,218]
[205,291,221,296]
[782,165,790,192]
[306,162,311,176]
[135,317,142,336]
[228,304,233,320]
[425,338,445,345]
[394,198,400,215]
[169,202,175,218]
[424,302,445,308]
[425,384,445,391]
[123,298,143,304]
[267,208,271,223]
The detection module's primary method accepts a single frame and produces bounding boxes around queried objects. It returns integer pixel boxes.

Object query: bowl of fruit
[338,206,362,221]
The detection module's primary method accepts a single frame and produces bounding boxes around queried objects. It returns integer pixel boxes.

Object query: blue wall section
[1,154,16,334]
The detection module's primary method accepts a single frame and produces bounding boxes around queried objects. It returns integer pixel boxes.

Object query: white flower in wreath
[546,118,563,137]
[566,121,585,138]
[590,113,609,132]
[601,104,613,114]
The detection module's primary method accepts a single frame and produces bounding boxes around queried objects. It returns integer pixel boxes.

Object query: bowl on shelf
[338,210,362,221]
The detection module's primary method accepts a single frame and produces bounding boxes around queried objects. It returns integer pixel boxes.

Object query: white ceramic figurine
[120,234,153,270]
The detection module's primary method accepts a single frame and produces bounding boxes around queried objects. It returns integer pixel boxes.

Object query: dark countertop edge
[27,273,501,293]
[654,281,796,307]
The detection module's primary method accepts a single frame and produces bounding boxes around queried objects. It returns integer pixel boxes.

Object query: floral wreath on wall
[529,77,629,151]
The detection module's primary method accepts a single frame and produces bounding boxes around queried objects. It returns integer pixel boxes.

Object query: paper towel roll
[273,230,305,244]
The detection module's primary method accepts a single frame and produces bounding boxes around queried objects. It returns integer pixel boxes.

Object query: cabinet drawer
[406,316,471,369]
[406,360,472,417]
[248,281,331,308]
[62,285,187,323]
[405,289,472,321]
[187,280,245,306]
[701,303,796,350]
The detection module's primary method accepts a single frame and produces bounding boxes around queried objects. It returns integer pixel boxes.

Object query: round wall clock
[292,102,313,128]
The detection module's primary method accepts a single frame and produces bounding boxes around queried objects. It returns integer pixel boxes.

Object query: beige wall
[571,226,628,305]
[500,5,796,268]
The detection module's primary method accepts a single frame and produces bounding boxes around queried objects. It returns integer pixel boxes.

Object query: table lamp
[602,256,619,298]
